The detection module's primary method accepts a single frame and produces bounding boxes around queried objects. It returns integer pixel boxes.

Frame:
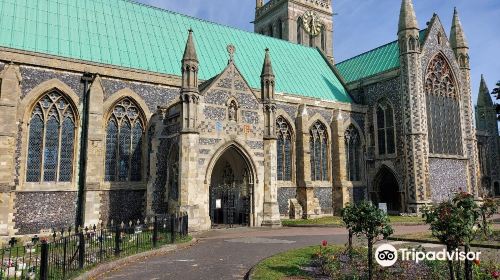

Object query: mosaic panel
[308,107,333,123]
[14,192,76,234]
[429,158,467,202]
[246,140,264,150]
[204,89,230,105]
[100,190,145,225]
[314,187,333,214]
[20,66,82,98]
[276,103,298,121]
[102,78,179,112]
[203,106,226,121]
[277,187,296,216]
[199,138,222,145]
[242,110,259,124]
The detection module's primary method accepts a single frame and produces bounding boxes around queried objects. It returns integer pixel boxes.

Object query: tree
[344,201,394,280]
[423,192,497,280]
[340,203,356,253]
[492,81,500,121]
[478,198,499,238]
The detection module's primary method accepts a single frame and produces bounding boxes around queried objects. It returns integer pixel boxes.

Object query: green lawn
[250,246,319,280]
[281,215,424,227]
[391,229,500,246]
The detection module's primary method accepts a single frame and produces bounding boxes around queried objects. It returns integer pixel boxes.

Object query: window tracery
[105,98,145,181]
[376,100,396,155]
[345,125,361,181]
[310,121,328,181]
[425,53,462,155]
[26,91,77,182]
[276,116,293,181]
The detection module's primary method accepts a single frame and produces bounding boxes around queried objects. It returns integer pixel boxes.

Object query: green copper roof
[336,29,427,83]
[0,0,351,103]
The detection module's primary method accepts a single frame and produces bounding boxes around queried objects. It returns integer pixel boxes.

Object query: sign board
[216,199,222,209]
[378,203,388,214]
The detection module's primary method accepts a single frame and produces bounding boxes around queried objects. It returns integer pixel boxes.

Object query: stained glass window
[59,117,75,182]
[345,125,362,181]
[376,100,396,156]
[25,91,76,182]
[276,116,292,181]
[425,53,462,155]
[26,114,43,182]
[105,98,144,182]
[310,121,328,181]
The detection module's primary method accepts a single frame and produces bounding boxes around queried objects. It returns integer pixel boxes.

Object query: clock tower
[254,0,334,62]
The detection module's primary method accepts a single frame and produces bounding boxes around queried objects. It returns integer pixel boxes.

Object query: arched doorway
[373,166,402,213]
[209,145,253,227]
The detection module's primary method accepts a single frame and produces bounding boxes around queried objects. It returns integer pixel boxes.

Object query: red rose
[473,259,480,266]
[322,240,328,247]
[491,271,499,279]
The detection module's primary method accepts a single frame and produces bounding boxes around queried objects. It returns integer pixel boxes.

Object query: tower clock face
[302,10,322,36]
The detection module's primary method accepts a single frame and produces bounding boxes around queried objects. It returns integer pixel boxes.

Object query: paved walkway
[102,225,428,280]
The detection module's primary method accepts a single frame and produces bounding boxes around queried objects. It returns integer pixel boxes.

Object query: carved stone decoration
[228,100,238,122]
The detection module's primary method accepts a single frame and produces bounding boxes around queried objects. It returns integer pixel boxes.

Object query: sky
[139,0,499,106]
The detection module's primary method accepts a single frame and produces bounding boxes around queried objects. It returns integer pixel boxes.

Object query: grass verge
[281,215,424,227]
[250,246,318,280]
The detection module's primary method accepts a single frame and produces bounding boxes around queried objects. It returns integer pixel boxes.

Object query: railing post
[153,216,158,248]
[78,230,85,269]
[114,225,120,256]
[39,241,49,280]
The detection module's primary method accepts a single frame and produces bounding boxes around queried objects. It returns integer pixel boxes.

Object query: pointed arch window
[297,18,302,44]
[321,27,326,51]
[167,144,179,201]
[276,116,293,181]
[345,125,362,181]
[26,91,76,182]
[310,121,328,181]
[376,100,396,155]
[425,53,462,155]
[277,19,283,39]
[105,98,145,182]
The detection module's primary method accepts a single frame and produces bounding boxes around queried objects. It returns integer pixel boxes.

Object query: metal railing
[0,213,188,280]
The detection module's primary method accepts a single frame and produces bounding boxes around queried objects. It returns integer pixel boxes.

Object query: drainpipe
[76,72,95,227]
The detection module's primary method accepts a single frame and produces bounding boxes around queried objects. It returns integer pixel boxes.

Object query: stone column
[0,64,21,236]
[295,105,321,218]
[331,111,349,214]
[262,105,281,227]
[84,76,105,226]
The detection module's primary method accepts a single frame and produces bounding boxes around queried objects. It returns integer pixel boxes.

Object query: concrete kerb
[74,238,198,280]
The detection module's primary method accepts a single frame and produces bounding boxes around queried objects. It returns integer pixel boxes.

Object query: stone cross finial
[227,44,236,62]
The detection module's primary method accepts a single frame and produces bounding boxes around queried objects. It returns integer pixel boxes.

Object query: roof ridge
[118,0,318,52]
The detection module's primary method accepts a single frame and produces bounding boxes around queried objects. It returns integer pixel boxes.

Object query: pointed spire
[450,7,468,49]
[398,0,419,33]
[477,74,493,107]
[182,29,198,62]
[261,48,274,77]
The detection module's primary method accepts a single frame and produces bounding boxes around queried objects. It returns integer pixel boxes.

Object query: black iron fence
[0,213,188,280]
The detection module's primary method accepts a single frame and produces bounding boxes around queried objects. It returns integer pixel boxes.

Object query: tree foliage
[341,201,393,280]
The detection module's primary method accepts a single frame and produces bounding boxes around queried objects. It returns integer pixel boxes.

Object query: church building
[0,0,496,234]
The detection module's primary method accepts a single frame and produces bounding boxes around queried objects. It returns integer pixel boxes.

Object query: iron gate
[209,184,250,227]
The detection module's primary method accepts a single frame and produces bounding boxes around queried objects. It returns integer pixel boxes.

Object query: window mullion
[56,122,63,182]
[40,116,47,183]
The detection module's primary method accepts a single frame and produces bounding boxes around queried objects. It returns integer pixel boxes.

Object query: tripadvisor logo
[375,243,482,267]
[375,244,398,267]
